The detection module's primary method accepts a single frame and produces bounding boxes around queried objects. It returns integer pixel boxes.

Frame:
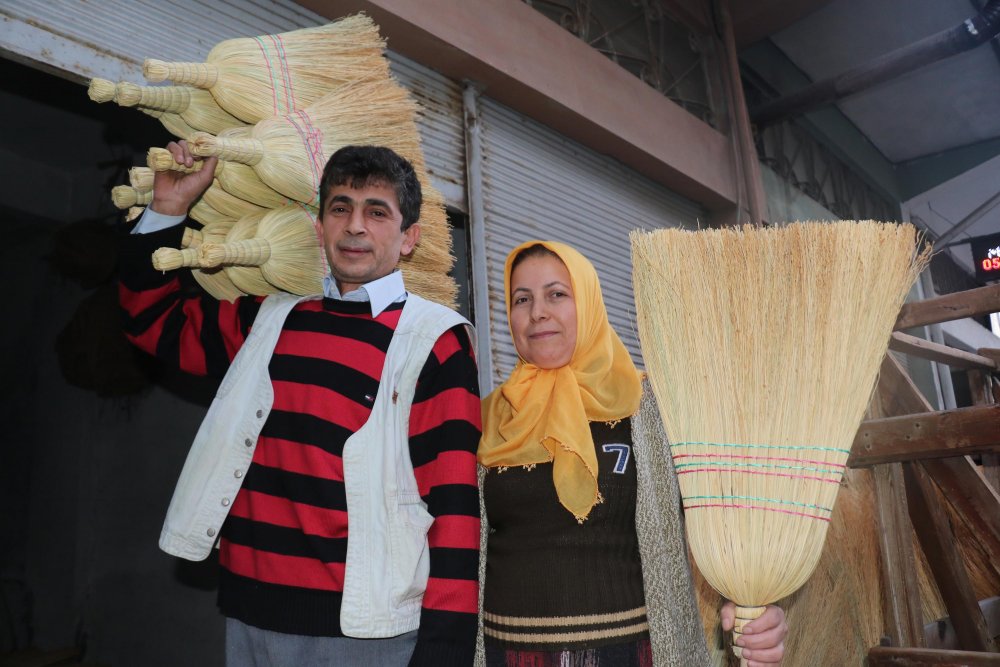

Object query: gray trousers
[225,618,417,667]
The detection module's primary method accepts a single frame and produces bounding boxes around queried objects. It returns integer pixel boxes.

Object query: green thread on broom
[670,441,851,454]
[673,461,845,475]
[683,495,834,513]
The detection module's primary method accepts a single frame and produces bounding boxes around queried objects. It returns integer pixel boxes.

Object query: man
[119,144,481,665]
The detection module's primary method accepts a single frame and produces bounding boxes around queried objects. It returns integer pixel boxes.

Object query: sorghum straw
[116,82,247,135]
[630,221,929,663]
[142,15,388,123]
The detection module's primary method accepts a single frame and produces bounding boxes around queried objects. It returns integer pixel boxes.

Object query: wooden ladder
[850,284,1000,666]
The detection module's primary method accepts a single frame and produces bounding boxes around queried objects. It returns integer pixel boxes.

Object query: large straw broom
[115,82,247,135]
[143,15,388,123]
[630,221,929,663]
[151,218,244,302]
[111,186,152,209]
[210,210,280,296]
[199,204,324,296]
[187,77,423,206]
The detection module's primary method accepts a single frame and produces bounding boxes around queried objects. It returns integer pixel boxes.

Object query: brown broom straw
[200,204,324,296]
[187,77,423,205]
[111,185,153,209]
[129,167,155,192]
[630,221,929,664]
[116,82,247,135]
[143,15,389,123]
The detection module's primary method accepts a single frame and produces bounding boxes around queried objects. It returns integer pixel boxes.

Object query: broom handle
[116,82,190,112]
[732,605,766,666]
[181,227,202,248]
[111,185,152,209]
[152,247,200,271]
[189,131,264,166]
[143,59,219,88]
[200,239,271,268]
[146,147,219,175]
[87,78,117,103]
[128,167,155,191]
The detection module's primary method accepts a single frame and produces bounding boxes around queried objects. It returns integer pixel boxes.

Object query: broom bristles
[138,107,199,140]
[631,222,929,632]
[143,15,389,123]
[253,205,325,295]
[208,211,280,296]
[200,180,266,220]
[117,82,246,135]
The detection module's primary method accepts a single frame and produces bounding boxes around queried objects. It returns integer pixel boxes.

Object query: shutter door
[0,1,464,205]
[477,96,705,386]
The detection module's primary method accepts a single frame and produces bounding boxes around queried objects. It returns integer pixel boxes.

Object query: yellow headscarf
[478,240,642,522]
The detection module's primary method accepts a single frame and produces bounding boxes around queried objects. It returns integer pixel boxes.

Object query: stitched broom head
[143,14,389,123]
[87,77,118,103]
[188,76,422,206]
[137,107,199,140]
[111,185,152,209]
[116,82,247,135]
[630,221,930,662]
[128,167,155,192]
[201,205,323,296]
[213,127,292,209]
[206,210,279,295]
[200,179,267,220]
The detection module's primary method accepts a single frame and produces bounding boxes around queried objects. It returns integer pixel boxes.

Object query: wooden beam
[874,463,926,648]
[920,457,1000,569]
[869,645,1000,665]
[904,463,997,652]
[889,332,999,371]
[924,597,1000,650]
[894,283,1000,330]
[850,404,1000,467]
[969,368,1000,495]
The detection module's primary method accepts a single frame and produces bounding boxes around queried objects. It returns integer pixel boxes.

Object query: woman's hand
[720,601,788,666]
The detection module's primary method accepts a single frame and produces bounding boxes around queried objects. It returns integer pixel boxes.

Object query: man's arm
[407,325,482,666]
[118,142,257,376]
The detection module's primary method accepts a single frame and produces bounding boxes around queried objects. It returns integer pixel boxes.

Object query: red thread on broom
[683,503,832,522]
[677,468,842,484]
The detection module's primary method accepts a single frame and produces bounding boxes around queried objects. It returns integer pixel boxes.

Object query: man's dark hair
[319,145,422,230]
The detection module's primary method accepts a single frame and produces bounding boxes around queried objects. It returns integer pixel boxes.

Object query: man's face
[317,181,420,294]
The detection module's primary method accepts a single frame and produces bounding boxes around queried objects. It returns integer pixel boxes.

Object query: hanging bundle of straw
[630,221,929,663]
[200,204,324,295]
[87,78,119,103]
[143,15,388,123]
[111,185,152,209]
[152,218,244,302]
[187,77,422,205]
[115,82,247,135]
[129,167,155,192]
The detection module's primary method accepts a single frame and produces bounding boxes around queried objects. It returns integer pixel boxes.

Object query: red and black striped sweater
[118,226,481,665]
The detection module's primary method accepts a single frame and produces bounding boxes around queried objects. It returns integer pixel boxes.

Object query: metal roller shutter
[476,96,705,387]
[0,0,465,206]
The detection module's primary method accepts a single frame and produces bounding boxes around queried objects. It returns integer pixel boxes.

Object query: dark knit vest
[482,419,648,651]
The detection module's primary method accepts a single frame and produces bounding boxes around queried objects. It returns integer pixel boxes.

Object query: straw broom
[87,78,119,103]
[143,15,388,123]
[210,210,280,296]
[630,221,929,664]
[152,218,245,302]
[200,204,324,296]
[116,82,247,135]
[138,108,199,140]
[129,167,155,192]
[187,77,423,206]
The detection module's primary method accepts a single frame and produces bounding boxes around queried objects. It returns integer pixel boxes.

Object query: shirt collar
[322,270,407,316]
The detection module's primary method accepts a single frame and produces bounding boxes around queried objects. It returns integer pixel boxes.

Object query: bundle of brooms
[630,221,930,664]
[90,14,459,309]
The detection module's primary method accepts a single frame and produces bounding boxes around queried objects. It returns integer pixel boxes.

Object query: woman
[477,241,787,666]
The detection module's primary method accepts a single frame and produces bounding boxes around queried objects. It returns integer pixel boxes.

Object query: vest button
[256,409,263,418]
[244,438,252,447]
[221,498,230,507]
[207,527,216,537]
[234,470,243,478]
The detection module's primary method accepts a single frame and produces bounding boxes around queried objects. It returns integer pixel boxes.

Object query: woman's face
[509,253,578,369]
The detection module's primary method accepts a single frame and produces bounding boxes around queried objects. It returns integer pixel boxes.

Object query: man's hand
[720,601,787,666]
[149,140,217,216]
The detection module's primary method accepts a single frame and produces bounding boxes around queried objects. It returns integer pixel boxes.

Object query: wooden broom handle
[143,59,219,88]
[733,605,766,666]
[189,131,263,165]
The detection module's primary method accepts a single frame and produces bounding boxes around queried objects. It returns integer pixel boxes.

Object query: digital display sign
[971,231,1000,283]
